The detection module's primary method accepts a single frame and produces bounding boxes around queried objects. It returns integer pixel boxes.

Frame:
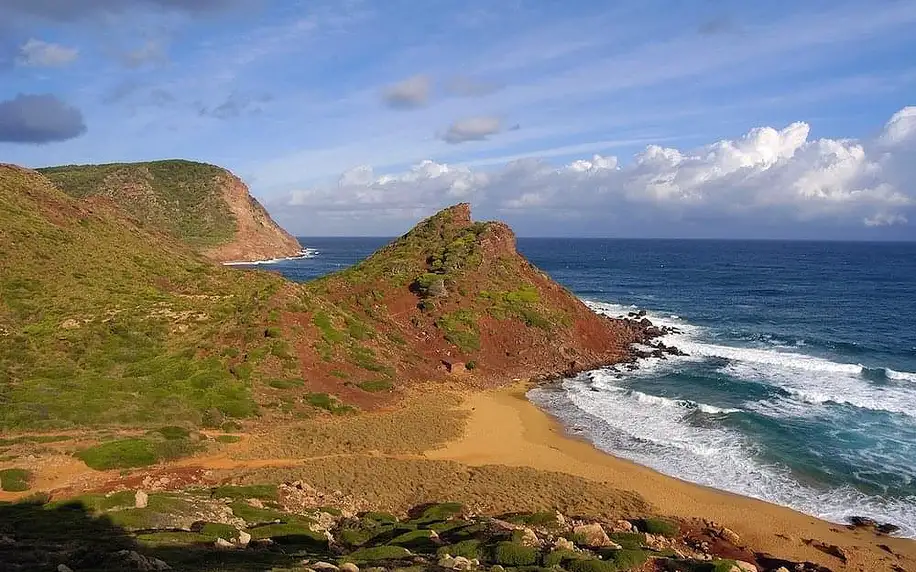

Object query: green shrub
[435,310,480,353]
[268,378,305,389]
[437,539,481,559]
[362,511,399,524]
[215,435,241,443]
[567,559,618,572]
[264,326,282,338]
[604,549,648,569]
[344,545,412,562]
[358,379,393,392]
[229,501,285,524]
[76,439,158,470]
[493,542,539,566]
[247,523,327,547]
[212,484,277,500]
[137,531,213,545]
[307,392,356,414]
[635,518,679,537]
[198,522,239,540]
[0,468,32,492]
[412,502,464,524]
[465,361,477,370]
[155,426,191,440]
[608,532,646,550]
[542,549,584,568]
[389,529,439,551]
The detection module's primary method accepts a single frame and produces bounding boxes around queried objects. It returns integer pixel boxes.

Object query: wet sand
[425,383,916,572]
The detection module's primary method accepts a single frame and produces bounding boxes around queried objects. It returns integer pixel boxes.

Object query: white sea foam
[530,378,916,537]
[223,248,319,266]
[887,368,916,383]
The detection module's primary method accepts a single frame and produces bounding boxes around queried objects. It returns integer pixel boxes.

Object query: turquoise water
[265,237,916,536]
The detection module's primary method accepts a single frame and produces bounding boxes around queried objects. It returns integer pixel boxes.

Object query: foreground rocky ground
[1,479,843,572]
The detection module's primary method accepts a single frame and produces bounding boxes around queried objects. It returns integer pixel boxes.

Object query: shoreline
[426,382,916,572]
[222,247,319,266]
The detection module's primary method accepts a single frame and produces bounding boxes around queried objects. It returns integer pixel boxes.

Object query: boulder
[57,566,74,572]
[643,533,669,551]
[135,490,149,509]
[552,537,575,551]
[572,523,614,548]
[452,556,473,571]
[236,530,251,547]
[731,561,756,572]
[116,550,171,571]
[611,520,635,533]
[518,527,541,547]
[0,535,15,546]
[214,537,234,549]
[438,556,456,569]
[339,563,360,572]
[719,527,740,545]
[310,562,339,571]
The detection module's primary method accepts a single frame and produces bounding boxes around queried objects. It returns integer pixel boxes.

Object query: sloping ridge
[38,159,302,263]
[295,203,644,405]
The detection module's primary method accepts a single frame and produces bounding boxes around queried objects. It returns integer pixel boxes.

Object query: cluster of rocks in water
[0,480,850,572]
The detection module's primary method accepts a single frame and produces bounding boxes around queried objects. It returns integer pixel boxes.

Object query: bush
[0,468,32,492]
[604,549,648,569]
[358,379,393,392]
[344,545,412,562]
[229,501,285,524]
[635,518,679,537]
[437,539,481,559]
[567,559,618,572]
[198,522,239,540]
[362,511,399,524]
[216,435,241,443]
[155,426,190,440]
[247,523,327,547]
[543,549,584,568]
[608,532,646,550]
[493,542,539,566]
[389,529,439,551]
[411,502,464,524]
[76,439,158,470]
[268,378,305,389]
[211,484,277,500]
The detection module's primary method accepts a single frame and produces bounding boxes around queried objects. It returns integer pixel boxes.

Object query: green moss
[437,539,482,559]
[136,531,213,546]
[344,545,412,562]
[213,484,278,500]
[358,379,394,392]
[481,286,552,330]
[215,435,241,443]
[492,542,539,566]
[635,518,679,537]
[0,468,32,492]
[362,511,399,524]
[338,526,377,548]
[307,392,356,415]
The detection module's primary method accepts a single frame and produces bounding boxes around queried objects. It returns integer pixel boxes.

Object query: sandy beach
[421,383,916,572]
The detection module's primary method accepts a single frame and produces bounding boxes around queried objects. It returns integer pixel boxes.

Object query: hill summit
[38,160,301,263]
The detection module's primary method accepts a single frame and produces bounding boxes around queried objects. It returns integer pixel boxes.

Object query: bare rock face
[202,172,302,263]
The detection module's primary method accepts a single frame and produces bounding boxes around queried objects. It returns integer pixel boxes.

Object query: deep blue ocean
[250,237,916,536]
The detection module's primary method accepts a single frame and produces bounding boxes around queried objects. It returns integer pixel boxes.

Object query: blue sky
[1,0,915,238]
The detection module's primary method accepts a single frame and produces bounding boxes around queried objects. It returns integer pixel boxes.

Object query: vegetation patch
[247,523,327,547]
[411,502,464,524]
[604,548,649,569]
[211,484,277,501]
[481,286,552,329]
[215,435,241,444]
[609,532,646,550]
[492,541,539,566]
[268,378,305,390]
[567,558,618,572]
[635,517,679,537]
[435,310,480,353]
[307,392,356,415]
[229,500,285,524]
[357,379,394,392]
[437,539,481,559]
[76,436,200,470]
[388,529,439,551]
[0,468,32,492]
[343,545,412,562]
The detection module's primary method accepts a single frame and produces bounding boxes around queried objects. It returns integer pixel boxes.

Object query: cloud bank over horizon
[273,107,916,238]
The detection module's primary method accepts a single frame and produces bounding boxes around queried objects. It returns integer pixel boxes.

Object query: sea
[252,237,916,537]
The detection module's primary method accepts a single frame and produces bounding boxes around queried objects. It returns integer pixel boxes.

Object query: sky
[1,0,915,239]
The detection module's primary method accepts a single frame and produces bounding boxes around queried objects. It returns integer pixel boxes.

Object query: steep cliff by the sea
[38,160,301,263]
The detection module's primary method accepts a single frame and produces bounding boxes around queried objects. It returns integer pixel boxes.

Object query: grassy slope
[0,165,293,431]
[38,160,236,249]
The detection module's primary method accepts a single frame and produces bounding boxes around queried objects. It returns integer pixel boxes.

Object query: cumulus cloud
[381,75,430,108]
[442,116,502,144]
[277,107,916,233]
[16,39,78,67]
[0,94,87,143]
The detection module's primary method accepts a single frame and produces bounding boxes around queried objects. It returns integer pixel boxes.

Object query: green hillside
[38,160,236,248]
[0,165,288,430]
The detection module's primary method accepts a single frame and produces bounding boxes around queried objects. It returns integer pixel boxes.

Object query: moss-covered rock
[247,523,327,548]
[542,549,586,568]
[567,559,618,572]
[410,502,464,524]
[343,545,412,562]
[437,539,482,559]
[635,518,679,537]
[608,532,646,550]
[492,541,539,566]
[604,549,648,569]
[388,529,440,552]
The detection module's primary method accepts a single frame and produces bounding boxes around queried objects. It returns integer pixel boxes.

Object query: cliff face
[200,171,302,263]
[38,160,301,263]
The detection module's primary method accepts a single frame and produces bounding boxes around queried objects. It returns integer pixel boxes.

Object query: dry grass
[231,457,648,520]
[234,392,466,459]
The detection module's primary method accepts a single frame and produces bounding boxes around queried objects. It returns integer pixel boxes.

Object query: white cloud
[442,116,501,144]
[381,75,430,108]
[277,107,916,233]
[16,39,79,67]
